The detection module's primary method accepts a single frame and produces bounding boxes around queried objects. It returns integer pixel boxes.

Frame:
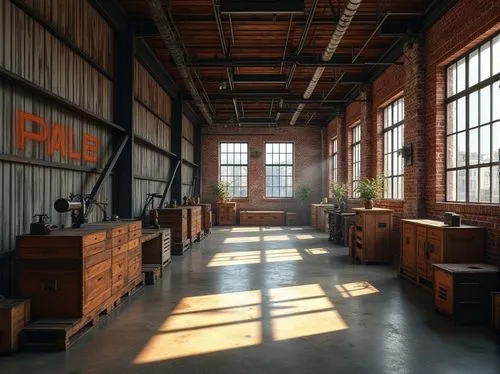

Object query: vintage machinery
[54,193,111,228]
[139,193,162,229]
[29,214,57,235]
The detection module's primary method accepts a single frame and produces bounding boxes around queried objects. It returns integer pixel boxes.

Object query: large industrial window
[445,33,500,203]
[383,97,405,199]
[265,143,294,198]
[331,138,338,185]
[351,125,361,198]
[220,143,248,198]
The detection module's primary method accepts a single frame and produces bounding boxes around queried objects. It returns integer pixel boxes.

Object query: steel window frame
[219,142,249,198]
[383,98,405,199]
[444,32,500,204]
[351,125,361,198]
[264,142,294,198]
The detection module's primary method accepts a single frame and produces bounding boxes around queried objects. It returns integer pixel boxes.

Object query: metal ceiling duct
[149,0,213,126]
[289,0,362,125]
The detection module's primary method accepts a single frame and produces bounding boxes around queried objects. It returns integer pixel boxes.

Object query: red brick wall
[201,126,323,217]
[320,0,500,264]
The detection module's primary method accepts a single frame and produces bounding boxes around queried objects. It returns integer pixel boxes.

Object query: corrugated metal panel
[0,0,114,256]
[182,164,194,198]
[0,0,113,121]
[182,114,194,143]
[133,59,173,216]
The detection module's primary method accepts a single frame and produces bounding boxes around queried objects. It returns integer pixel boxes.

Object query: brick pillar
[337,113,348,185]
[360,86,374,179]
[404,38,426,218]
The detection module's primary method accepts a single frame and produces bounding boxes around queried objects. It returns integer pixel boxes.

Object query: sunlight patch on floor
[224,236,261,244]
[262,227,284,231]
[207,251,261,267]
[304,247,329,255]
[231,227,260,233]
[263,235,290,241]
[296,234,315,240]
[264,248,303,263]
[335,281,379,298]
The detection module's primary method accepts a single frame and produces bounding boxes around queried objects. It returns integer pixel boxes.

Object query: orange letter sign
[83,134,99,163]
[48,124,67,158]
[16,111,49,150]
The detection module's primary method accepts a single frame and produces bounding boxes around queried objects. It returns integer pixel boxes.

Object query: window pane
[469,128,478,166]
[227,143,234,152]
[457,169,466,202]
[469,49,479,87]
[492,165,499,203]
[241,143,248,152]
[469,168,479,202]
[266,143,272,153]
[227,153,234,164]
[480,125,491,163]
[266,153,272,164]
[493,84,500,121]
[480,86,491,125]
[273,187,279,197]
[221,153,227,164]
[480,43,491,81]
[457,57,466,93]
[469,92,479,128]
[447,170,457,201]
[479,167,491,203]
[286,153,292,164]
[287,144,293,153]
[273,144,279,153]
[221,143,227,152]
[286,187,293,197]
[457,132,466,167]
[273,153,279,164]
[493,122,500,161]
[447,64,456,97]
[447,101,456,134]
[241,153,248,164]
[234,153,240,164]
[493,35,500,75]
[287,167,293,177]
[457,97,466,131]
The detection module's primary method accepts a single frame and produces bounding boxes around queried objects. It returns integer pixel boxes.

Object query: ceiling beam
[232,74,288,83]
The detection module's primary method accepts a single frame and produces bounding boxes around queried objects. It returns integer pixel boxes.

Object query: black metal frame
[264,142,294,198]
[219,142,249,198]
[444,32,500,204]
[351,125,361,198]
[382,97,405,200]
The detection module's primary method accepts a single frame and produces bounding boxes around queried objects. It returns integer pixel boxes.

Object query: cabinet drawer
[112,279,126,296]
[112,242,128,257]
[129,229,141,241]
[427,228,442,242]
[112,253,127,278]
[129,244,141,258]
[86,258,112,280]
[85,270,111,302]
[416,226,427,237]
[110,233,129,248]
[129,238,140,250]
[85,250,111,269]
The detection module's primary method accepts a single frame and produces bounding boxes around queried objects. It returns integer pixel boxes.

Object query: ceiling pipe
[149,0,213,125]
[289,0,362,125]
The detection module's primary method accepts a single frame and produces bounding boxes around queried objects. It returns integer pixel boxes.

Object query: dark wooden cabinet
[433,264,499,324]
[353,208,393,263]
[217,202,237,225]
[0,299,30,353]
[142,228,171,274]
[400,219,485,284]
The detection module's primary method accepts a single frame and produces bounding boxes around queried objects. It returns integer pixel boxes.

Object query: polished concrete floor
[1,226,499,374]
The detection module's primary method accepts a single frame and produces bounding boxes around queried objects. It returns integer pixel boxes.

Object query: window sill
[263,198,295,201]
[434,201,499,215]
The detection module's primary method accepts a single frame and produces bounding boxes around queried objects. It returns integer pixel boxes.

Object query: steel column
[171,96,184,203]
[112,24,135,219]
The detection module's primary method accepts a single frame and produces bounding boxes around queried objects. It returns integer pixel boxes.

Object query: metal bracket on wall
[159,158,182,208]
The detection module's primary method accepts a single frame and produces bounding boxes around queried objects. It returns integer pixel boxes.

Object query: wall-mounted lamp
[398,143,413,166]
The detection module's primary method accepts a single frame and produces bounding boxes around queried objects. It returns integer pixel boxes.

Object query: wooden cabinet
[311,204,335,232]
[185,206,202,241]
[433,264,499,324]
[353,208,393,263]
[157,208,188,244]
[0,299,30,353]
[240,211,285,226]
[17,221,142,320]
[142,228,171,273]
[400,219,485,283]
[197,203,212,233]
[217,202,237,225]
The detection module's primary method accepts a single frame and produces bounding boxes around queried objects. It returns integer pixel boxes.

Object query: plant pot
[364,199,374,209]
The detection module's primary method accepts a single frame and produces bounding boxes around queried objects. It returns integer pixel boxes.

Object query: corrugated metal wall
[133,60,172,214]
[0,0,114,261]
[182,114,195,198]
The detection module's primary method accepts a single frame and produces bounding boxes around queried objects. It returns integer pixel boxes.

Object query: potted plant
[211,181,232,203]
[296,184,313,225]
[330,182,348,209]
[356,177,384,209]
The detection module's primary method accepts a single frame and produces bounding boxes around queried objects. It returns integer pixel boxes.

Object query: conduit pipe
[289,0,362,125]
[149,0,213,125]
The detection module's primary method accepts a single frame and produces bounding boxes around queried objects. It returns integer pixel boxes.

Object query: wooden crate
[433,264,499,324]
[185,206,202,242]
[493,292,500,332]
[0,299,30,354]
[197,203,212,233]
[353,208,393,263]
[401,219,485,285]
[142,264,161,285]
[17,221,142,320]
[286,212,298,226]
[240,211,285,226]
[157,208,188,244]
[217,202,237,225]
[141,228,171,272]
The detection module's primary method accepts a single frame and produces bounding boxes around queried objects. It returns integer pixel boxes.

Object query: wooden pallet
[20,276,145,352]
[172,239,190,256]
[398,267,418,284]
[142,264,161,285]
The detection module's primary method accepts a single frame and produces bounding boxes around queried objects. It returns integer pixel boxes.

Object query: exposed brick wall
[320,0,500,264]
[201,126,323,218]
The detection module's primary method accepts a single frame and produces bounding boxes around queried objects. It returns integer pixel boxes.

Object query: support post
[193,120,202,197]
[112,24,135,218]
[171,95,183,203]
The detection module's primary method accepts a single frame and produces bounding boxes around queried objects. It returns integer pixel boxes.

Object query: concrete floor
[1,226,499,374]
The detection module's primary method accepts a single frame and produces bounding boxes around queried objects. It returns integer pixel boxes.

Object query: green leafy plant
[330,183,348,206]
[356,177,384,201]
[296,184,313,206]
[211,180,232,202]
